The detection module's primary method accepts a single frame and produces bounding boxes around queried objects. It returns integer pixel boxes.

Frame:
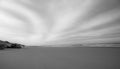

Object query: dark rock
[11,43,25,48]
[0,44,6,50]
[0,40,25,50]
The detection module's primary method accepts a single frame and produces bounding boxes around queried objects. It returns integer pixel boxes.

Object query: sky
[0,0,120,46]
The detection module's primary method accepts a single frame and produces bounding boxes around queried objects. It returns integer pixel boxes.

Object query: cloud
[0,0,120,46]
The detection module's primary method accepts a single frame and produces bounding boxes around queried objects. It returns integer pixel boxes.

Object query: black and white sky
[0,0,120,46]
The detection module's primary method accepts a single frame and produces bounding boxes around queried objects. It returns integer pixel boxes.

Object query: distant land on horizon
[29,43,120,47]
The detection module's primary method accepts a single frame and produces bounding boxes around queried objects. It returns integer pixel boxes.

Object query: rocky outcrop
[0,40,25,50]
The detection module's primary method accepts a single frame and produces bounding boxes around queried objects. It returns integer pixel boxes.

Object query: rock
[0,44,6,50]
[0,40,25,50]
[11,43,25,48]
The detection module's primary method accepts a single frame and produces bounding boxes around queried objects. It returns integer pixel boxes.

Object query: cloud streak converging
[0,0,120,46]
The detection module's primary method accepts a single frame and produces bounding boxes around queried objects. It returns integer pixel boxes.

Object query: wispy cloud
[0,0,120,46]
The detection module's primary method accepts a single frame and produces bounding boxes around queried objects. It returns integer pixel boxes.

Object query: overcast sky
[0,0,120,46]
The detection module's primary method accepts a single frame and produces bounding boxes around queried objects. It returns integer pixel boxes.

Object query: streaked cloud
[0,0,120,46]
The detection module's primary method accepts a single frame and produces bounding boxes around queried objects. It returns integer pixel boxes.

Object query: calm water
[0,46,120,69]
